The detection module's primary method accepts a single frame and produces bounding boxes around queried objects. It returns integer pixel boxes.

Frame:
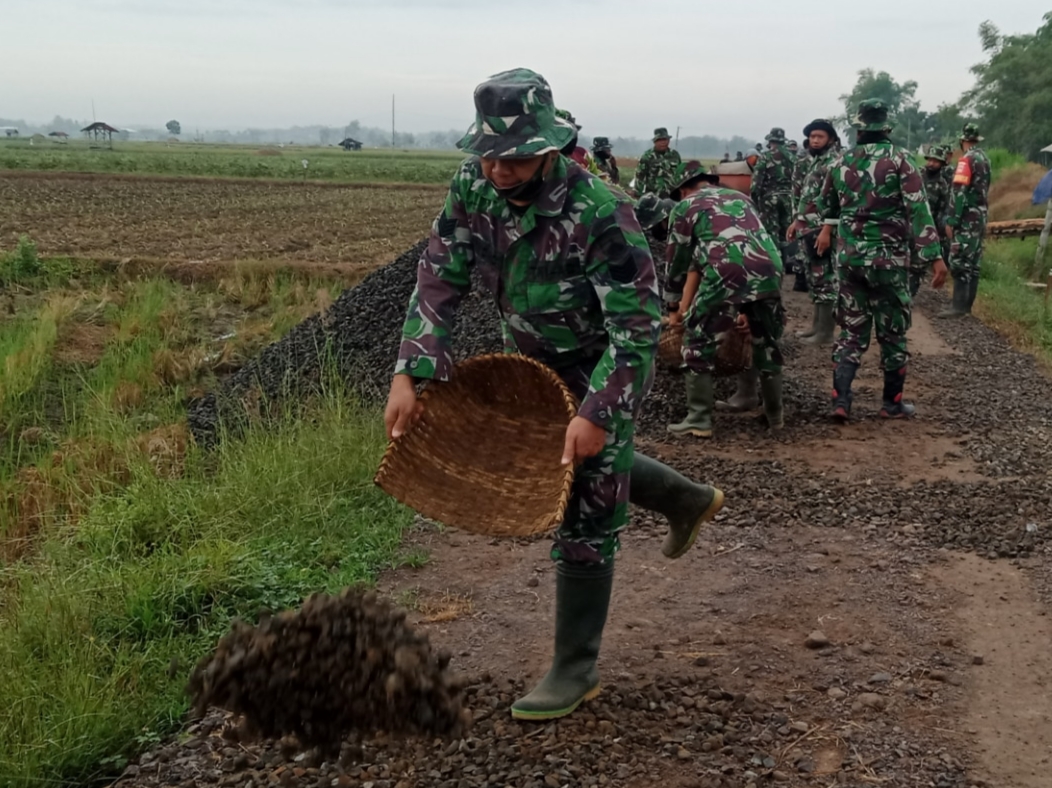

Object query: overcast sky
[3,1,1048,141]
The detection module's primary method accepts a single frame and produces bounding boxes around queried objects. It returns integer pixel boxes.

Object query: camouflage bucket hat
[925,144,949,163]
[653,127,672,141]
[961,122,983,142]
[591,135,612,152]
[555,108,581,131]
[852,98,894,133]
[457,68,577,159]
[670,160,719,200]
[634,193,677,230]
[765,127,786,142]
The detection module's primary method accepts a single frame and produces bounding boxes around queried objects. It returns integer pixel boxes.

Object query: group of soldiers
[384,68,991,724]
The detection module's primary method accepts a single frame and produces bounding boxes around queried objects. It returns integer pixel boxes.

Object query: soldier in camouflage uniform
[663,162,786,436]
[815,99,947,422]
[788,119,841,345]
[554,109,602,177]
[939,123,991,318]
[386,69,724,723]
[591,136,620,185]
[635,127,682,198]
[750,127,795,257]
[910,145,953,297]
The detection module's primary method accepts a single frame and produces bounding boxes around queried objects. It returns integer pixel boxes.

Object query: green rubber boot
[966,277,979,313]
[937,275,968,318]
[511,561,613,721]
[716,367,760,412]
[759,371,784,430]
[795,303,819,338]
[800,303,835,346]
[667,372,714,438]
[629,454,725,559]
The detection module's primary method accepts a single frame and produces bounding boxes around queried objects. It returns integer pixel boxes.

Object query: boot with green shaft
[716,367,760,412]
[667,372,714,438]
[795,303,819,338]
[759,371,784,430]
[511,560,613,721]
[937,275,968,318]
[629,453,725,559]
[800,303,835,346]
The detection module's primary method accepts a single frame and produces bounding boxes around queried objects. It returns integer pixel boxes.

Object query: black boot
[511,561,613,720]
[908,271,923,298]
[966,277,979,313]
[878,367,915,419]
[793,270,809,292]
[832,362,858,424]
[629,454,725,559]
[937,275,968,318]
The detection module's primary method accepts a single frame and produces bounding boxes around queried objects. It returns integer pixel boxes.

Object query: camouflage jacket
[635,148,682,197]
[922,167,951,233]
[595,154,620,185]
[816,142,941,269]
[665,187,784,306]
[396,155,661,427]
[791,154,810,207]
[750,143,794,202]
[795,146,841,229]
[948,146,991,230]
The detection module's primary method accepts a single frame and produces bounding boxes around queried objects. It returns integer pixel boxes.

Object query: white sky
[2,1,1047,140]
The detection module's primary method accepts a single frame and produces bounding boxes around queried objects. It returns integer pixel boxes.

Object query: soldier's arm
[947,152,972,228]
[394,174,472,381]
[578,204,662,427]
[899,154,941,263]
[664,201,694,303]
[815,166,840,224]
[750,155,765,202]
[635,152,651,192]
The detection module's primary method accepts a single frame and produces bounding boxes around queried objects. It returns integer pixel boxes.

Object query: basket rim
[373,353,578,535]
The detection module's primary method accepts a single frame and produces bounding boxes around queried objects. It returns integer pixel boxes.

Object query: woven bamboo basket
[657,322,752,377]
[374,354,577,538]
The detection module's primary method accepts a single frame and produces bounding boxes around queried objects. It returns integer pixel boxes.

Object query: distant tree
[838,69,922,147]
[166,120,181,136]
[962,13,1052,160]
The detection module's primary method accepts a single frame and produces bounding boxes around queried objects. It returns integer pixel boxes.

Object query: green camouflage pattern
[910,161,953,294]
[795,145,842,305]
[591,136,620,185]
[457,68,577,159]
[751,139,795,243]
[396,154,662,564]
[636,147,683,198]
[634,193,676,231]
[961,123,984,142]
[947,144,991,284]
[679,299,785,376]
[852,98,894,133]
[835,267,911,372]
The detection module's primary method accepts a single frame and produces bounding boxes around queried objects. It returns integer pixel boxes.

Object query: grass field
[0,138,465,184]
[0,238,416,785]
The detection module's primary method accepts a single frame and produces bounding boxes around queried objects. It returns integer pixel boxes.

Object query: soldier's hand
[815,226,832,256]
[735,313,751,336]
[945,226,954,241]
[786,222,799,241]
[384,374,424,440]
[931,259,949,290]
[561,416,607,466]
[667,310,683,327]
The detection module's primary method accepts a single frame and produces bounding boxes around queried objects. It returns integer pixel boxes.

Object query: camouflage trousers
[803,232,838,305]
[909,238,951,297]
[833,266,911,372]
[549,361,646,566]
[758,193,793,249]
[682,298,785,376]
[949,221,987,284]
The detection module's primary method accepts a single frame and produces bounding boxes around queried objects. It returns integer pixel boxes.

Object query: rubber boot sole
[665,487,725,560]
[511,684,601,721]
[667,426,713,438]
[832,406,850,424]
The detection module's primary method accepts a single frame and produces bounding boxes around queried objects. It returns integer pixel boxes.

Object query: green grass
[0,139,464,184]
[974,238,1052,357]
[0,243,415,785]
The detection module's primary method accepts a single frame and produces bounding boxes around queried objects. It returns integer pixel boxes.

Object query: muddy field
[109,262,1052,787]
[0,172,444,268]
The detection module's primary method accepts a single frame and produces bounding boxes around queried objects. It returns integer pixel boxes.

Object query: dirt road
[118,283,1052,788]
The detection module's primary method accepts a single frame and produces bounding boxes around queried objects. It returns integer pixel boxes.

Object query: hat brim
[653,134,672,142]
[457,117,577,159]
[671,172,719,199]
[852,121,894,133]
[961,135,984,142]
[803,121,839,139]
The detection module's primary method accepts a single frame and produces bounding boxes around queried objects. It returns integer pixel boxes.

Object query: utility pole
[392,94,396,148]
[675,126,680,150]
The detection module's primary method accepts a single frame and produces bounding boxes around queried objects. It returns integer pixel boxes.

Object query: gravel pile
[188,589,470,755]
[187,240,503,447]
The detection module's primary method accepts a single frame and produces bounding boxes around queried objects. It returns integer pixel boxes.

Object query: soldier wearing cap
[635,127,682,197]
[591,136,620,185]
[814,99,947,422]
[661,161,786,437]
[910,145,953,297]
[554,109,602,177]
[939,123,991,318]
[751,127,796,284]
[385,68,724,722]
[787,119,842,346]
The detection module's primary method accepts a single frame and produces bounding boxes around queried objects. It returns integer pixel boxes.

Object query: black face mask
[594,149,611,160]
[926,164,942,174]
[492,156,550,203]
